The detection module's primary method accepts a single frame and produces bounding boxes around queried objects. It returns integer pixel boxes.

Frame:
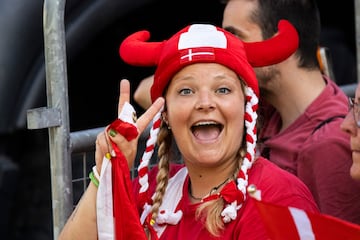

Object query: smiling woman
[165,63,245,164]
[58,21,320,240]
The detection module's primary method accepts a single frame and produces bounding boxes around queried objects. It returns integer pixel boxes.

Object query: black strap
[311,115,346,135]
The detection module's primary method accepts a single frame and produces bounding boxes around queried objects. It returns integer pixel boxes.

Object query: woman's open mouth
[191,121,224,141]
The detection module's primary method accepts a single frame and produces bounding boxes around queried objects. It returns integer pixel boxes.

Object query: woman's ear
[161,111,171,129]
[161,112,169,125]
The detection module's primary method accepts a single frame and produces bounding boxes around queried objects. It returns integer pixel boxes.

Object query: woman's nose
[195,91,215,111]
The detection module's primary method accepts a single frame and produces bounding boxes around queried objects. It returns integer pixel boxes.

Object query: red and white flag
[97,102,148,240]
[253,198,360,240]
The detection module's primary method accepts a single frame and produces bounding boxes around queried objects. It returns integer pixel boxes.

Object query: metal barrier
[26,0,158,235]
[27,0,71,239]
[24,0,360,239]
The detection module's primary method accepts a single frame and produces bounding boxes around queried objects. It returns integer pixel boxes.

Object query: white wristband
[92,165,100,180]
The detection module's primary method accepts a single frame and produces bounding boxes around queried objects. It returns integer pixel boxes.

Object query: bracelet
[92,166,100,180]
[89,171,99,187]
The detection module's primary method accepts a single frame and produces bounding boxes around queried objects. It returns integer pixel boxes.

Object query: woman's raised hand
[95,79,164,172]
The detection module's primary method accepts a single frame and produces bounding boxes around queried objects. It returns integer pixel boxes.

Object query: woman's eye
[179,88,192,95]
[217,87,231,94]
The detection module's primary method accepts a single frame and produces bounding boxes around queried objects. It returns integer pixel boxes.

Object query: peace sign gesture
[95,79,164,172]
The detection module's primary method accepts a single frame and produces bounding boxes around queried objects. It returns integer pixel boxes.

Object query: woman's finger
[117,79,131,116]
[95,131,112,173]
[103,128,113,158]
[136,97,165,134]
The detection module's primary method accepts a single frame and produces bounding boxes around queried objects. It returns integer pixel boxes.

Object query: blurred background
[0,0,357,239]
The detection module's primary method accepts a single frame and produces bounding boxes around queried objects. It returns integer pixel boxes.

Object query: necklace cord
[188,177,231,201]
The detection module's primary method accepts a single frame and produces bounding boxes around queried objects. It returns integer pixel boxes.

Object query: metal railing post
[42,0,72,238]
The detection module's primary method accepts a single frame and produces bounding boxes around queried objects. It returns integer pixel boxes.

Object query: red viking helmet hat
[119,20,298,102]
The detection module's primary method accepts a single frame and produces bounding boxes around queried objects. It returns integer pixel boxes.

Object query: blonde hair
[150,124,172,221]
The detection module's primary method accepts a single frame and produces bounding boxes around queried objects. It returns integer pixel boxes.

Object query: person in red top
[58,21,318,239]
[221,0,360,224]
[341,84,360,181]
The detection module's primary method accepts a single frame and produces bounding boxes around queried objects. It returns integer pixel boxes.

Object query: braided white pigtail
[137,108,163,220]
[221,86,258,223]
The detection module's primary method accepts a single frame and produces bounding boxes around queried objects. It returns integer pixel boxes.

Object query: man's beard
[254,65,279,99]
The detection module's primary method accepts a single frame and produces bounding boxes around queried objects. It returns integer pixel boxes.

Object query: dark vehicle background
[0,0,356,239]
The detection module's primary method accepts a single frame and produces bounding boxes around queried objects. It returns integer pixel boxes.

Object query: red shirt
[258,77,360,224]
[133,157,319,239]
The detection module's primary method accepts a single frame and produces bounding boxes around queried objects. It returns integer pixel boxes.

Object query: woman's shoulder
[249,157,306,189]
[248,157,319,212]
